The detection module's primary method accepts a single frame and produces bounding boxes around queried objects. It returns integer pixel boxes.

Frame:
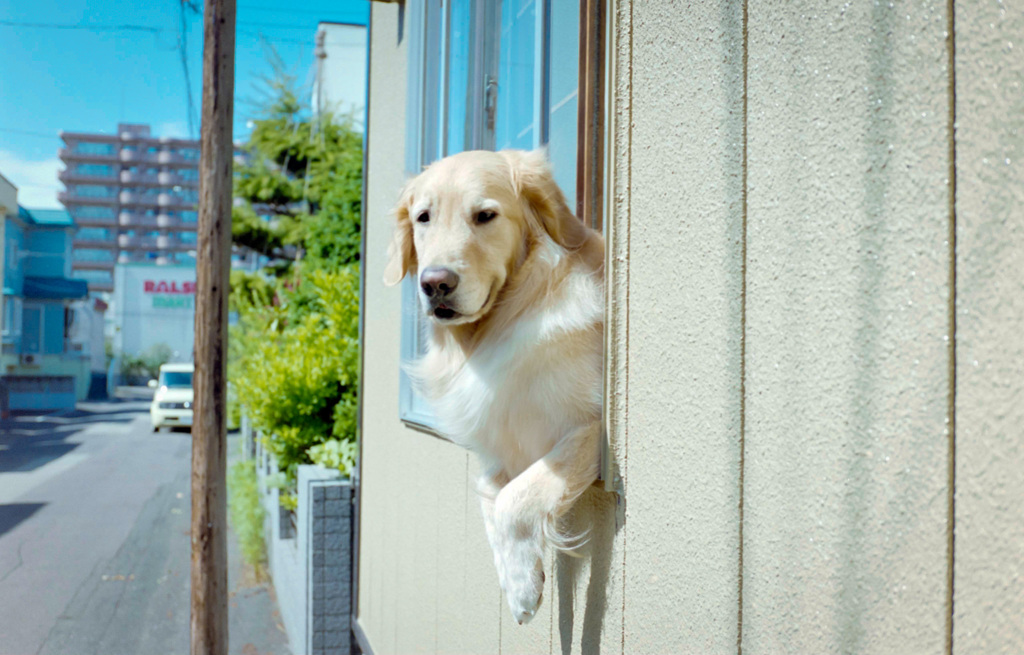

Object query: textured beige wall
[359,1,1023,653]
[612,1,745,652]
[953,1,1024,652]
[743,2,953,653]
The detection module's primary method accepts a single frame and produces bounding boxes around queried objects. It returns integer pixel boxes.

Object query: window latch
[484,75,498,130]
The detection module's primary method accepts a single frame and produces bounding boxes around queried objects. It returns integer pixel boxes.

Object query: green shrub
[121,342,174,381]
[232,266,359,483]
[308,438,357,475]
[228,458,267,580]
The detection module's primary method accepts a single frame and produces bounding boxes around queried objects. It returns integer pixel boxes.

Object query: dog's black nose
[420,266,459,298]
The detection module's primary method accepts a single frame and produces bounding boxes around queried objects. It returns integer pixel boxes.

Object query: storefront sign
[144,280,196,294]
[144,279,196,309]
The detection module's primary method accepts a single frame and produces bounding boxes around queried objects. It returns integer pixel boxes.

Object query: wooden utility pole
[191,0,235,653]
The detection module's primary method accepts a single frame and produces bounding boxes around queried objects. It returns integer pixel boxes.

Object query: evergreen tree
[231,67,362,271]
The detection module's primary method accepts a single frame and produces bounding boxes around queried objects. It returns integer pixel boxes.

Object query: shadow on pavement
[0,503,46,538]
[0,402,148,474]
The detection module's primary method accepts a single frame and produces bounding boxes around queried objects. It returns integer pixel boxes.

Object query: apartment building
[58,123,200,292]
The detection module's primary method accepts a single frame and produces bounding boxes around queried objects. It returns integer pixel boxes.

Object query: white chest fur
[413,266,603,477]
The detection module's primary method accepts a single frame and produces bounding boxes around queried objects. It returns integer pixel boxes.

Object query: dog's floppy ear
[383,181,418,286]
[502,149,588,250]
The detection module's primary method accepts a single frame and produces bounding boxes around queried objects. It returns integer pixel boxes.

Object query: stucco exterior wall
[358,1,1023,653]
[953,1,1024,651]
[612,2,745,652]
[742,2,953,652]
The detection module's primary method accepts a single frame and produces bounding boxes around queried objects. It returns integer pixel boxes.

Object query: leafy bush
[121,342,174,382]
[231,266,359,482]
[308,438,357,475]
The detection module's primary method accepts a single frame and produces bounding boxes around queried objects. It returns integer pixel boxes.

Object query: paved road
[0,399,289,655]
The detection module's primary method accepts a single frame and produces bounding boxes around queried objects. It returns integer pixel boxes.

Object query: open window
[399,0,605,433]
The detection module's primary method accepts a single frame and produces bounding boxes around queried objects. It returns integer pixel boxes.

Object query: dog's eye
[416,210,430,224]
[475,210,497,225]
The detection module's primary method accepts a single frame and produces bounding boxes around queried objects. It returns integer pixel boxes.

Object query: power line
[237,21,362,30]
[0,20,164,33]
[177,0,199,139]
[0,127,58,139]
[238,4,368,18]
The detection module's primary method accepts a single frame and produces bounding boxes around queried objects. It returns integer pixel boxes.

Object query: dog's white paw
[504,554,545,625]
[494,524,546,624]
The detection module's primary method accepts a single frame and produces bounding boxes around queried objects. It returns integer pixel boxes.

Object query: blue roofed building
[1,172,99,413]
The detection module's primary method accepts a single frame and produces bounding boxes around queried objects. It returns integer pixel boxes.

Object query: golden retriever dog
[383,149,604,624]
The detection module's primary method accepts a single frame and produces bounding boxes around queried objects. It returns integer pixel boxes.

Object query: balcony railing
[119,211,158,227]
[72,238,116,250]
[157,150,184,165]
[119,191,161,208]
[120,170,160,185]
[117,235,158,250]
[156,213,179,228]
[59,147,118,163]
[59,170,117,186]
[58,191,117,207]
[72,216,117,228]
[71,260,115,271]
[156,170,199,187]
[119,149,159,164]
[157,193,197,209]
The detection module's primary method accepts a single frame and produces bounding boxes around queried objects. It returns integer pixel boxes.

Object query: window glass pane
[76,227,111,240]
[75,163,113,176]
[73,270,112,284]
[22,306,41,353]
[547,0,579,208]
[496,0,537,150]
[72,206,114,219]
[159,371,193,388]
[446,0,473,155]
[73,249,115,262]
[74,185,116,198]
[75,142,114,155]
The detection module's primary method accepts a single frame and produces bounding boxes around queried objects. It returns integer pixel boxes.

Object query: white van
[148,363,194,431]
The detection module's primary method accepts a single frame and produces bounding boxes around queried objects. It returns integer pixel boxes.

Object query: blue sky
[0,0,369,208]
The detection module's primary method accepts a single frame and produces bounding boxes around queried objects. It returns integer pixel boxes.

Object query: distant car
[149,363,194,431]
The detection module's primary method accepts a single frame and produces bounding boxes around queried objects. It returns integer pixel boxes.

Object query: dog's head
[384,149,586,325]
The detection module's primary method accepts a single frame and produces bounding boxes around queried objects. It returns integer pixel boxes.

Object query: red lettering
[142,279,198,294]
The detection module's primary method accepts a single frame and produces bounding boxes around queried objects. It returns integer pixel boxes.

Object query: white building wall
[113,264,195,361]
[313,22,368,128]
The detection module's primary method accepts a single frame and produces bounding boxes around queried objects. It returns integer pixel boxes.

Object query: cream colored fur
[384,149,604,624]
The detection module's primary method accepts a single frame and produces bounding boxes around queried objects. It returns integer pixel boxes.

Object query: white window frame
[2,296,22,340]
[398,0,581,430]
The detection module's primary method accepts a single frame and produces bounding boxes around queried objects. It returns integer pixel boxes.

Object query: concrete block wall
[254,434,354,655]
[308,481,354,655]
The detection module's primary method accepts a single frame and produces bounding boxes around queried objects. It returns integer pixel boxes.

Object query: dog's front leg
[493,420,601,624]
[477,468,514,597]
